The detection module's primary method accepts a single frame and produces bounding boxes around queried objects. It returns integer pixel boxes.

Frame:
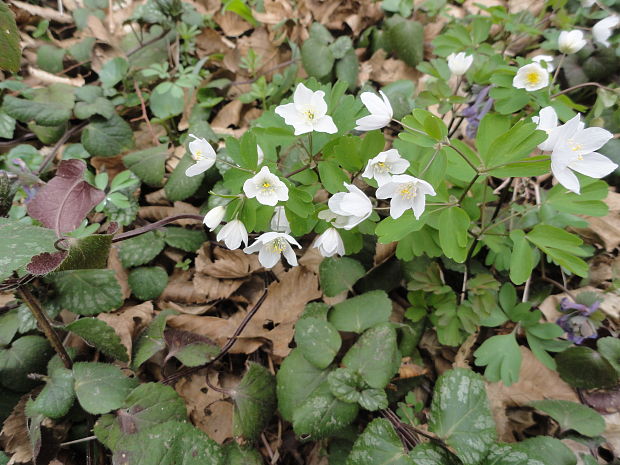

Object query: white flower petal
[313,115,338,134]
[293,83,314,108]
[185,160,211,177]
[360,92,390,117]
[258,246,281,268]
[390,195,410,219]
[282,244,298,266]
[572,127,613,153]
[309,90,328,117]
[355,114,391,131]
[203,206,226,231]
[569,152,618,179]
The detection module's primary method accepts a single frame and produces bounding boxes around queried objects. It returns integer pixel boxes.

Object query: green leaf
[526,225,588,277]
[2,95,71,127]
[36,44,65,73]
[330,36,353,59]
[438,207,469,262]
[0,1,20,72]
[474,334,522,386]
[57,234,113,271]
[327,368,363,403]
[276,349,330,422]
[387,19,424,67]
[163,227,206,252]
[112,421,224,465]
[165,152,205,201]
[164,328,219,367]
[232,362,277,440]
[375,210,426,243]
[82,114,134,158]
[65,318,128,362]
[597,337,620,374]
[556,346,619,389]
[123,147,168,187]
[94,382,187,450]
[74,97,116,120]
[46,269,123,315]
[529,400,605,437]
[99,57,129,89]
[30,367,75,419]
[0,219,58,281]
[328,290,392,333]
[132,310,175,370]
[358,388,388,411]
[128,267,168,301]
[346,418,413,465]
[301,37,335,78]
[118,231,166,267]
[150,82,185,119]
[428,368,496,465]
[0,310,18,346]
[0,335,52,392]
[342,323,399,389]
[319,257,365,297]
[509,230,535,285]
[223,443,263,465]
[483,438,577,465]
[318,160,350,194]
[0,110,16,139]
[294,317,341,369]
[335,49,359,92]
[409,443,460,465]
[73,362,138,414]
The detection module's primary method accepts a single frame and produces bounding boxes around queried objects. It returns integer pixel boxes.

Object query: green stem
[458,174,480,204]
[447,143,480,173]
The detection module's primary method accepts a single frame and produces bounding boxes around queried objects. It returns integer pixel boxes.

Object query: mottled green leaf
[232,362,277,440]
[65,318,128,362]
[329,290,392,334]
[294,317,341,369]
[73,362,138,414]
[47,269,123,315]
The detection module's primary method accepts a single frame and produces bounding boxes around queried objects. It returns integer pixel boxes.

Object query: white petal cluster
[275,83,338,135]
[362,149,410,186]
[593,16,619,47]
[558,30,587,54]
[216,220,248,250]
[447,52,474,76]
[243,232,301,268]
[531,54,555,72]
[376,175,436,219]
[313,228,345,257]
[513,63,550,92]
[186,135,216,177]
[270,206,291,233]
[535,107,617,194]
[318,183,373,230]
[203,206,226,231]
[243,166,289,206]
[355,91,393,131]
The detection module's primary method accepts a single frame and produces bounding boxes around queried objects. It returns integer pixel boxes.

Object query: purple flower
[556,298,601,344]
[461,86,494,139]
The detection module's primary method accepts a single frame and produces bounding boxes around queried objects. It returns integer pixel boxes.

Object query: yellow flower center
[192,150,203,161]
[303,109,315,121]
[526,72,541,85]
[259,179,275,195]
[399,183,417,200]
[270,238,287,253]
[375,162,391,173]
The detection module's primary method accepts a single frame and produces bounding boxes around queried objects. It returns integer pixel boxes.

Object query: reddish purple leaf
[27,160,105,236]
[26,250,68,275]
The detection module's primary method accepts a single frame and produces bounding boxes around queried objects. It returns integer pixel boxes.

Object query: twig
[133,81,159,146]
[551,82,615,98]
[60,436,97,447]
[161,287,269,385]
[35,121,88,175]
[127,29,170,57]
[17,287,72,369]
[0,133,37,147]
[111,214,205,242]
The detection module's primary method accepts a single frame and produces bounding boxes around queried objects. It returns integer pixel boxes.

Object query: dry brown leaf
[109,246,131,300]
[144,188,169,206]
[0,292,15,306]
[196,246,262,279]
[175,371,234,443]
[215,10,253,37]
[398,357,429,379]
[486,347,578,442]
[298,246,323,276]
[86,15,114,45]
[0,394,32,464]
[139,201,201,226]
[193,274,244,301]
[10,0,72,23]
[196,28,232,57]
[158,300,215,315]
[97,301,154,362]
[211,99,243,129]
[134,122,167,151]
[575,190,620,252]
[90,154,127,180]
[27,67,85,87]
[365,49,419,86]
[160,270,209,304]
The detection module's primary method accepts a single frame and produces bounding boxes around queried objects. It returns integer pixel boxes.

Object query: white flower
[203,206,226,231]
[321,183,373,230]
[447,52,474,76]
[558,30,587,54]
[533,106,561,151]
[532,54,555,72]
[593,16,619,47]
[257,145,264,165]
[355,90,393,131]
[270,206,291,233]
[216,220,248,250]
[243,232,301,268]
[313,228,345,257]
[243,166,289,206]
[550,114,617,194]
[186,135,216,177]
[362,149,410,186]
[512,63,550,92]
[376,174,436,219]
[275,83,338,135]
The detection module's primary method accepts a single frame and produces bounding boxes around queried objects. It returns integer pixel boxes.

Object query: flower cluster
[557,298,602,344]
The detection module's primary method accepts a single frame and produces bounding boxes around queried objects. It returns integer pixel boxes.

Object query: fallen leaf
[196,246,262,279]
[0,393,32,464]
[109,246,131,300]
[160,270,209,304]
[214,10,253,37]
[211,100,243,129]
[28,67,85,87]
[97,301,154,362]
[138,201,201,226]
[10,0,72,23]
[575,190,620,252]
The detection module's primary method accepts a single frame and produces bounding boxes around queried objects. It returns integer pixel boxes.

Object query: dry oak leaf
[97,301,154,362]
[211,99,243,129]
[158,300,215,316]
[193,274,244,301]
[0,394,32,464]
[575,190,620,252]
[196,246,262,279]
[109,246,131,300]
[486,347,578,442]
[10,0,72,22]
[138,201,200,226]
[214,10,253,37]
[160,269,209,304]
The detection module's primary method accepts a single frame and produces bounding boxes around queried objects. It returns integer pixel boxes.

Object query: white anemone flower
[355,90,393,131]
[322,183,373,230]
[376,175,436,220]
[186,135,216,177]
[216,220,248,250]
[447,52,474,76]
[243,232,301,268]
[593,16,620,47]
[313,228,345,257]
[550,115,617,194]
[558,30,587,54]
[270,206,291,233]
[362,149,410,186]
[533,106,561,151]
[243,166,289,206]
[513,63,550,92]
[203,206,226,231]
[532,55,555,72]
[275,83,338,135]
